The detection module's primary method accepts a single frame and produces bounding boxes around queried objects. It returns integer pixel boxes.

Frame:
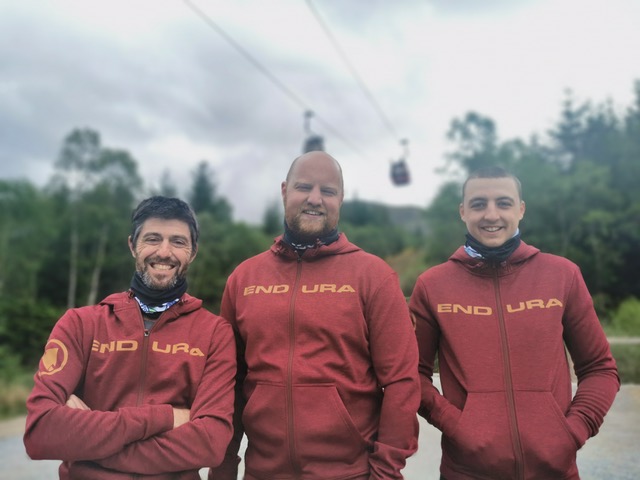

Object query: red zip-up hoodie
[211,233,420,480]
[409,242,619,480]
[24,291,236,479]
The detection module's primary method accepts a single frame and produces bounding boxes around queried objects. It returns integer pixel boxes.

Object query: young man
[409,166,619,480]
[24,196,236,479]
[211,151,420,479]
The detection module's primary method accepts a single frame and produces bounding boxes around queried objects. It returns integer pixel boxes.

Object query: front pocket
[515,391,577,476]
[293,383,368,467]
[445,391,514,475]
[242,383,290,475]
[242,382,369,477]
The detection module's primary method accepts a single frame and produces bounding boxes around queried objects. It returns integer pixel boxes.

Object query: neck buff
[130,272,187,317]
[464,230,521,264]
[283,222,339,251]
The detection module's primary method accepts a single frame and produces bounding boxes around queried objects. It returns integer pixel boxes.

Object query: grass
[610,344,640,385]
[0,371,33,420]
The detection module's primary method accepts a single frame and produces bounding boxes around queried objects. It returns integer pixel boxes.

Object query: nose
[484,202,500,221]
[306,186,323,206]
[156,239,173,257]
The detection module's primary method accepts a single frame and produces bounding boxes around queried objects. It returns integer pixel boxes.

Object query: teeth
[304,211,321,216]
[153,264,173,270]
[484,227,501,232]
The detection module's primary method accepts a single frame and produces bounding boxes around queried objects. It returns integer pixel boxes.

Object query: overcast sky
[2,0,639,224]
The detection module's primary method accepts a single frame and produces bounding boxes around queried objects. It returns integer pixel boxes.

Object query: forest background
[2,85,640,418]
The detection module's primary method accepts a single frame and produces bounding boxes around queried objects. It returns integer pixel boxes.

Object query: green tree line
[425,83,640,320]
[2,81,640,377]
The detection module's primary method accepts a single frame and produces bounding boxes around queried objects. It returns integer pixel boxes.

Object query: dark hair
[130,196,199,250]
[462,166,523,200]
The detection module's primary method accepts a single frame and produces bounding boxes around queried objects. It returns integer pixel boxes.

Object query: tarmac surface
[2,378,638,479]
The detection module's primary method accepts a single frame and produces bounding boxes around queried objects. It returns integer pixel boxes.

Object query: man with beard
[24,196,236,479]
[211,151,420,480]
[409,166,619,480]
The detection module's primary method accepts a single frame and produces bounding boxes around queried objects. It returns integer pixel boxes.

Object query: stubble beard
[137,260,187,291]
[141,270,178,290]
[289,214,331,240]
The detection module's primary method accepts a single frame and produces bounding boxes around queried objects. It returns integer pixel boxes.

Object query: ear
[281,181,287,202]
[459,202,465,221]
[519,200,526,220]
[128,236,136,257]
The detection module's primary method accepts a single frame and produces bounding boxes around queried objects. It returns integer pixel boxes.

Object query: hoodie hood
[450,240,540,276]
[100,291,203,321]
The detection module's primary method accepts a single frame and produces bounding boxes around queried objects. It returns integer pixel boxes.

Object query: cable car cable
[306,0,412,185]
[305,0,400,143]
[183,0,367,159]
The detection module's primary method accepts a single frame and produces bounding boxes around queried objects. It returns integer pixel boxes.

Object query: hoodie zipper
[286,256,304,476]
[493,268,525,479]
[130,309,154,479]
[136,310,152,407]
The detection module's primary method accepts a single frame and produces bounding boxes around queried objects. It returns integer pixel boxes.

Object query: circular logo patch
[39,339,69,376]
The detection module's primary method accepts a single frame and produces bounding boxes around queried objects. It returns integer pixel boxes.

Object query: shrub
[0,299,62,367]
[0,352,33,419]
[610,344,640,384]
[609,297,640,336]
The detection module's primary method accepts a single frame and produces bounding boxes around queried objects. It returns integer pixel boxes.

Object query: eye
[321,188,337,196]
[470,201,485,209]
[171,238,189,247]
[143,235,162,244]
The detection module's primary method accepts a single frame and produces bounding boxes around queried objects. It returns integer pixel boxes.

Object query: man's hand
[172,408,190,429]
[66,394,90,410]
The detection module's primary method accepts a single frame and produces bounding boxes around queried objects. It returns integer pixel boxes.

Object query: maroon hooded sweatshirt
[211,233,420,480]
[24,292,236,479]
[409,242,619,480]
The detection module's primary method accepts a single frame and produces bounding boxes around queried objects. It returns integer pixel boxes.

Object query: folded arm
[94,320,237,474]
[24,311,174,461]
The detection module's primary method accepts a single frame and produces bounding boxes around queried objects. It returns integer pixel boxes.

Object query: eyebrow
[294,181,339,191]
[141,232,189,241]
[467,195,516,203]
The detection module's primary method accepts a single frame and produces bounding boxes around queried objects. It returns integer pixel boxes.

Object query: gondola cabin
[390,159,410,186]
[303,134,325,153]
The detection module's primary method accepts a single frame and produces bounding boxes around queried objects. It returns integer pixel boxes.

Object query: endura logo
[437,298,563,316]
[244,285,290,295]
[437,304,492,315]
[38,339,69,376]
[91,340,204,356]
[301,284,356,293]
[244,284,356,295]
[506,298,563,312]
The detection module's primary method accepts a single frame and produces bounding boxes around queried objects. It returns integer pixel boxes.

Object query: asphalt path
[2,379,638,479]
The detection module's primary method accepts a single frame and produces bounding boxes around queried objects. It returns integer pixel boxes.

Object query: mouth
[481,226,503,233]
[148,259,177,272]
[302,209,324,217]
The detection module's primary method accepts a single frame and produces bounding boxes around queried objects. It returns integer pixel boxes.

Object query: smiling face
[281,152,344,240]
[460,176,525,248]
[128,218,197,290]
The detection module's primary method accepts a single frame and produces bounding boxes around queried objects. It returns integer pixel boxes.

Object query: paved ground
[3,380,639,479]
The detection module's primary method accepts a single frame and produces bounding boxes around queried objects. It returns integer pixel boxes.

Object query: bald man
[211,151,420,480]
